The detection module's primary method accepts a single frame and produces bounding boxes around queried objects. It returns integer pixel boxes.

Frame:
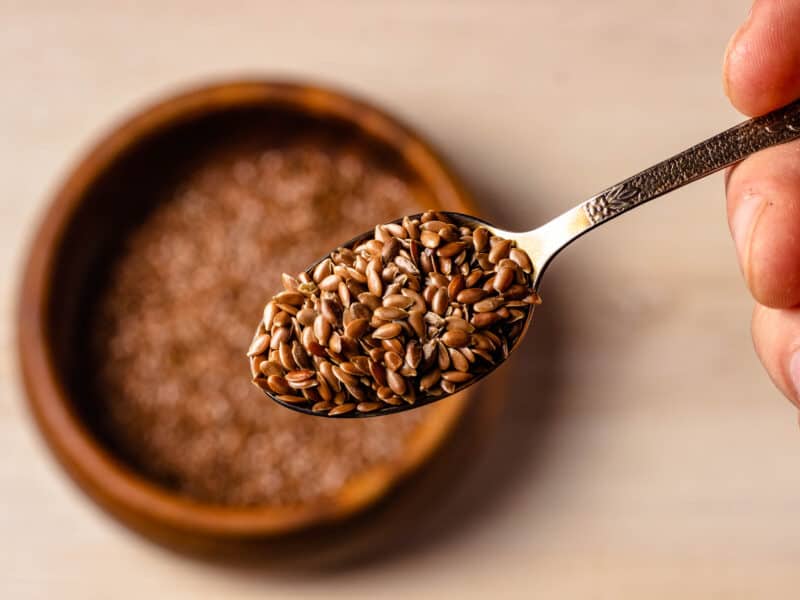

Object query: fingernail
[730,190,762,264]
[789,350,800,403]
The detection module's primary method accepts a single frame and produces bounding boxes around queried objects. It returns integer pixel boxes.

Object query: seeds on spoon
[248,211,537,416]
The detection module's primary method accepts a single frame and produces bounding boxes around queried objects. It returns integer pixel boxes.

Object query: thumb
[723,0,800,116]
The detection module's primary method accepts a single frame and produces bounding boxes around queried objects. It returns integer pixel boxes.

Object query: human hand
[724,0,800,411]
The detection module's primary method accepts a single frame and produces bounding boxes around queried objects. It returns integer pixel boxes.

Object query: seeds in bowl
[250,210,541,416]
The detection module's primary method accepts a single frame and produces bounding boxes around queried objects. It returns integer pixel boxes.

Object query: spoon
[257,98,800,417]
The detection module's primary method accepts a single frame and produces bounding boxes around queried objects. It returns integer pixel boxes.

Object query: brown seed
[447,273,466,299]
[420,230,441,248]
[382,237,400,262]
[344,318,370,339]
[262,301,278,330]
[394,255,419,276]
[504,284,529,300]
[405,340,422,369]
[276,394,308,405]
[281,273,299,291]
[374,306,408,320]
[319,361,340,391]
[442,370,473,383]
[509,247,533,272]
[338,281,352,307]
[346,266,367,284]
[382,294,412,310]
[369,359,388,387]
[279,342,296,370]
[272,311,291,328]
[247,334,270,356]
[449,348,470,372]
[387,369,407,395]
[265,375,291,394]
[403,215,420,239]
[339,361,365,376]
[357,402,382,413]
[312,401,333,412]
[438,225,459,242]
[285,369,315,382]
[465,270,483,288]
[259,360,283,377]
[442,329,469,347]
[331,365,359,387]
[344,382,368,401]
[419,250,434,273]
[292,341,312,369]
[437,341,451,370]
[296,307,317,327]
[524,291,543,305]
[367,264,383,297]
[359,292,382,310]
[473,312,502,328]
[314,314,332,344]
[320,298,342,326]
[317,376,333,402]
[494,266,515,292]
[456,288,488,304]
[306,341,327,357]
[385,223,407,238]
[383,395,403,406]
[328,403,356,416]
[440,380,457,394]
[382,338,405,355]
[288,377,318,390]
[420,368,441,391]
[432,287,449,316]
[445,317,473,332]
[384,351,404,371]
[273,290,305,306]
[368,347,386,362]
[301,325,316,348]
[474,296,506,313]
[313,258,333,283]
[472,348,494,363]
[319,275,342,292]
[488,239,512,264]
[349,302,372,321]
[408,310,426,340]
[421,219,448,232]
[473,227,489,252]
[401,288,427,312]
[377,386,394,400]
[373,322,402,339]
[329,332,343,355]
[437,241,465,258]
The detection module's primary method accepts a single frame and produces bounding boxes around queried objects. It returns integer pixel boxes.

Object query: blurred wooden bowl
[17,80,493,557]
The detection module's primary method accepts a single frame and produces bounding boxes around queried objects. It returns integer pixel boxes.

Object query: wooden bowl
[17,80,485,556]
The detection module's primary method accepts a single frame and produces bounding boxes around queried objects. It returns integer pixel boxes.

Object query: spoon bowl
[261,211,540,418]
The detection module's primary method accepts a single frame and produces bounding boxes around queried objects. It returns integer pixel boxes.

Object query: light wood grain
[6,0,799,598]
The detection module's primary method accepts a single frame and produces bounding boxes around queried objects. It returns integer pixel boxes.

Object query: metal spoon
[259,98,800,417]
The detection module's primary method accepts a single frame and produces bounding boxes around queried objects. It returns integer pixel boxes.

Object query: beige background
[5,0,800,598]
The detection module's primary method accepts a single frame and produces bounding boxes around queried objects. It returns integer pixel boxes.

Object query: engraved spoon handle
[517,98,800,288]
[583,98,800,225]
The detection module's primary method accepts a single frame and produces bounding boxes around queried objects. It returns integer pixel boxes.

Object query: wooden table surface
[5,1,800,598]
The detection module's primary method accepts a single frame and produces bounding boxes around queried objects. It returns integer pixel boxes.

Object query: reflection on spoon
[251,98,800,417]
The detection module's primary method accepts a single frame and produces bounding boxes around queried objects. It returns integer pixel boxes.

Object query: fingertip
[723,0,800,116]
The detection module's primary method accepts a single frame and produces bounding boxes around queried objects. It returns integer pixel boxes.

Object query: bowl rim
[17,79,478,538]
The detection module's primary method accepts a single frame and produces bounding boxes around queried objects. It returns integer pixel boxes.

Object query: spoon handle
[582,98,800,225]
